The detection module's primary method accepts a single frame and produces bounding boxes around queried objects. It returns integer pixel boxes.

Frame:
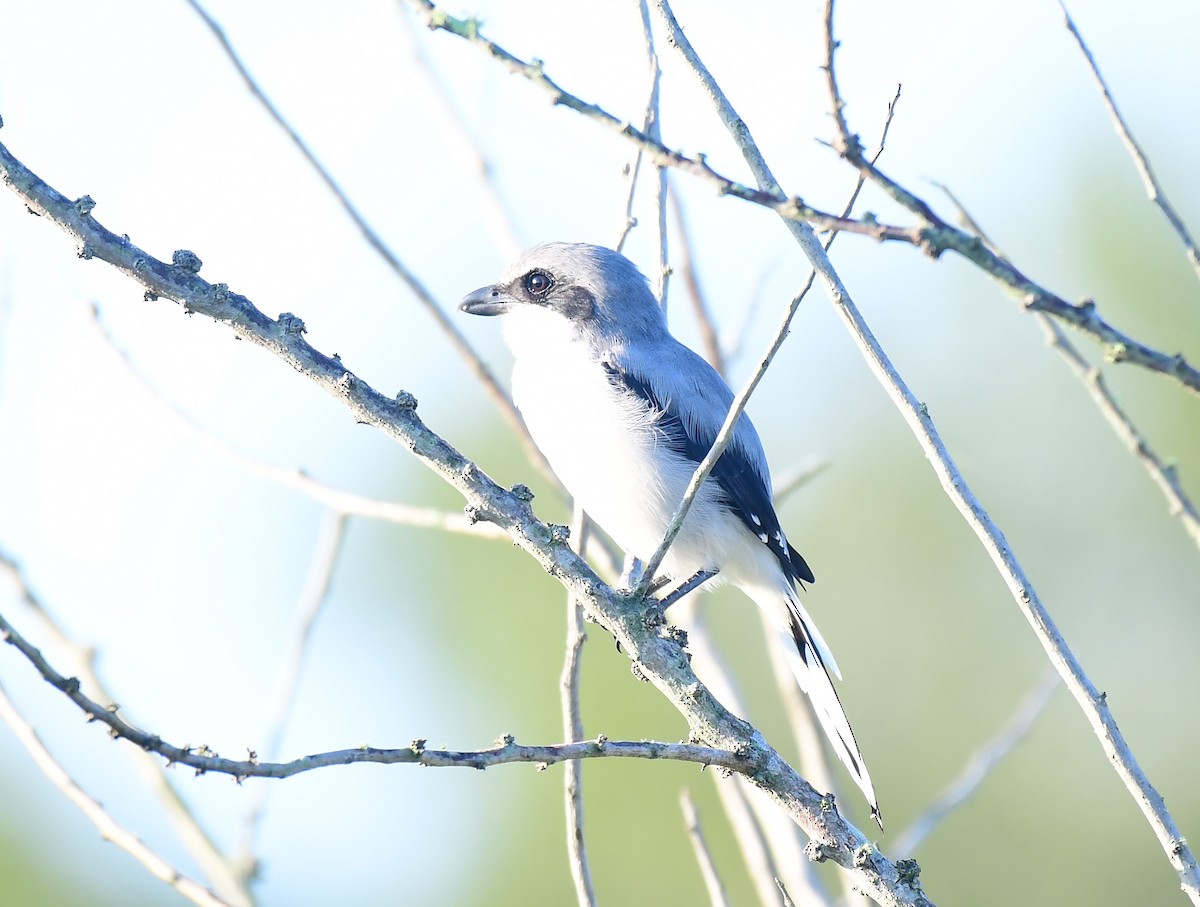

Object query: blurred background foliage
[0,0,1198,905]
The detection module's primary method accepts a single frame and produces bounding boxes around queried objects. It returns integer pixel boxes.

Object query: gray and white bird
[460,241,880,825]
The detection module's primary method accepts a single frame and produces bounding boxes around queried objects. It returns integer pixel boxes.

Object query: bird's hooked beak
[459,285,512,316]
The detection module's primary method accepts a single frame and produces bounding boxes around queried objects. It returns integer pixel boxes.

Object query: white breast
[502,305,752,581]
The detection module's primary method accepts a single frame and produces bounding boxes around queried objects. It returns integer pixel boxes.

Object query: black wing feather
[602,361,814,586]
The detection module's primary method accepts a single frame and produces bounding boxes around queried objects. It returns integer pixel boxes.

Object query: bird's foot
[656,569,718,611]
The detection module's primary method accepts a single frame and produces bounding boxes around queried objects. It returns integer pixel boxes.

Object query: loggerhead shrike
[460,241,880,825]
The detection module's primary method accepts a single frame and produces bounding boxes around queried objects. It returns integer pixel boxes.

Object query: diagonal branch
[0,550,254,905]
[0,136,934,907]
[669,186,725,373]
[180,0,552,479]
[396,7,523,260]
[646,0,1199,899]
[1057,1,1200,286]
[90,307,510,540]
[819,2,1200,900]
[631,276,807,594]
[402,2,1200,399]
[1039,315,1200,551]
[930,184,1200,556]
[0,678,231,907]
[892,670,1059,858]
[680,790,731,907]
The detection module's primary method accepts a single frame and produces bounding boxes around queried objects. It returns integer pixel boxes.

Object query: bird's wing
[602,341,814,586]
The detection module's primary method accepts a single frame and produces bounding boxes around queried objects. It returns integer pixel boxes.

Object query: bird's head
[459,242,666,347]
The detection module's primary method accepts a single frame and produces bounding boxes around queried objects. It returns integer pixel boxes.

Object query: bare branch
[0,678,231,907]
[1041,316,1200,550]
[562,507,596,907]
[720,259,778,365]
[820,3,1200,899]
[929,185,1200,555]
[181,0,553,479]
[669,185,725,373]
[0,140,934,906]
[90,306,508,538]
[1057,2,1200,286]
[234,511,348,881]
[0,550,254,905]
[681,790,731,907]
[0,610,747,782]
[404,0,1200,397]
[397,9,523,260]
[893,670,1059,858]
[613,0,664,262]
[637,0,670,306]
[775,878,797,907]
[631,276,809,594]
[677,598,832,907]
[772,459,829,508]
[0,565,747,780]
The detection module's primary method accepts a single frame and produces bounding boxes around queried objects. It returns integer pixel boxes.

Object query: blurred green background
[1,1,1198,905]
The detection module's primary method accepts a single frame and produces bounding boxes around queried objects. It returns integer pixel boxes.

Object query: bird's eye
[524,270,554,297]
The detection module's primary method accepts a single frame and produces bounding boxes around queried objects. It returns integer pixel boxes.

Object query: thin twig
[676,597,830,907]
[0,555,745,779]
[820,3,1200,899]
[1057,2,1200,286]
[234,511,348,881]
[615,164,643,254]
[772,459,829,507]
[636,0,670,306]
[654,22,896,896]
[669,185,725,373]
[631,277,807,594]
[613,2,657,255]
[721,261,778,366]
[775,878,797,907]
[89,305,507,540]
[562,507,596,907]
[181,0,553,478]
[929,183,1200,556]
[614,0,669,304]
[0,678,231,907]
[893,670,1059,858]
[397,11,523,260]
[681,790,731,907]
[631,13,896,597]
[1041,316,1200,551]
[652,0,1200,897]
[405,0,1200,398]
[0,139,934,904]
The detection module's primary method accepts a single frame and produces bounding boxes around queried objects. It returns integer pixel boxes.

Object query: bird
[459,241,880,827]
